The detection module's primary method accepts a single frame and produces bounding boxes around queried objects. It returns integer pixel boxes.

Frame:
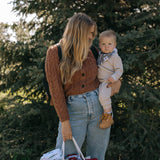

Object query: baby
[98,30,123,129]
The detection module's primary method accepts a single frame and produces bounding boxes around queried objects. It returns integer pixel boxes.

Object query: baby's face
[99,36,116,54]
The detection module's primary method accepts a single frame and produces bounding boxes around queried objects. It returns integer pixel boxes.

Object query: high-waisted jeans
[56,89,111,160]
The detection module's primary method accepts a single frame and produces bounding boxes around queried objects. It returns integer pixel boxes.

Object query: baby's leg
[99,82,114,128]
[99,82,112,113]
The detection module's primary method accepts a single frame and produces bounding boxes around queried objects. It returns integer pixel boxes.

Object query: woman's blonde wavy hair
[59,13,97,84]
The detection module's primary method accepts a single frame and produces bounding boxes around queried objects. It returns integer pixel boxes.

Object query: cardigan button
[82,84,85,88]
[82,73,85,76]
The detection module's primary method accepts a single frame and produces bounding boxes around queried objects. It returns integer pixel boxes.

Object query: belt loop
[95,88,99,95]
[67,95,71,102]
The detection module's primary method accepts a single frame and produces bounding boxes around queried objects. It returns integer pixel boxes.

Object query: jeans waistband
[68,88,99,99]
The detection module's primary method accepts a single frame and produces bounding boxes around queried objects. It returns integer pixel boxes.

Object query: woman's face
[88,25,95,44]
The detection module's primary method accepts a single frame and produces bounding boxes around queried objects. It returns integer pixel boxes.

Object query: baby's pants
[99,82,112,111]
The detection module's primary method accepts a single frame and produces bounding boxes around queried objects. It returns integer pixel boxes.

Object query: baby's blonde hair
[99,30,117,43]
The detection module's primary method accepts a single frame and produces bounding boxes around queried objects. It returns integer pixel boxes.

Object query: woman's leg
[56,93,89,156]
[85,89,111,160]
[86,116,111,160]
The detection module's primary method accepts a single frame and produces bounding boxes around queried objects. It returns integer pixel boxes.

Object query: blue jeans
[56,89,111,160]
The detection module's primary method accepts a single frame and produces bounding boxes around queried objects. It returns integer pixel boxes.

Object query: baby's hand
[107,77,115,83]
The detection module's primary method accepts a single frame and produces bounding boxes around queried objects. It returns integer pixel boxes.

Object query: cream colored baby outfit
[98,48,123,111]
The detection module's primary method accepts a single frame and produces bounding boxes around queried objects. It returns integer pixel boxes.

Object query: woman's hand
[61,120,72,142]
[107,79,121,96]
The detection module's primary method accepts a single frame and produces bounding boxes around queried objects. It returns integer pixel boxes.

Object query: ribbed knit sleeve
[45,45,70,122]
[111,54,123,81]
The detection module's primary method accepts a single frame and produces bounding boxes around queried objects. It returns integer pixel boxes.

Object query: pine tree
[1,0,160,159]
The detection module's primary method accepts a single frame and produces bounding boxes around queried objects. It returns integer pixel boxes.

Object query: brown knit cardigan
[45,45,99,122]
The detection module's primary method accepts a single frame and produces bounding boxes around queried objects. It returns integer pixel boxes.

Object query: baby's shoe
[99,113,114,129]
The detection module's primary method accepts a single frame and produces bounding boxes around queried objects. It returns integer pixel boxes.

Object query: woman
[45,13,121,160]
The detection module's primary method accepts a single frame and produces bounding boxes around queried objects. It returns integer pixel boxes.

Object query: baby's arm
[109,55,123,82]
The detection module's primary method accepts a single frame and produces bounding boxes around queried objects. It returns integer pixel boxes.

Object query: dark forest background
[0,0,160,160]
